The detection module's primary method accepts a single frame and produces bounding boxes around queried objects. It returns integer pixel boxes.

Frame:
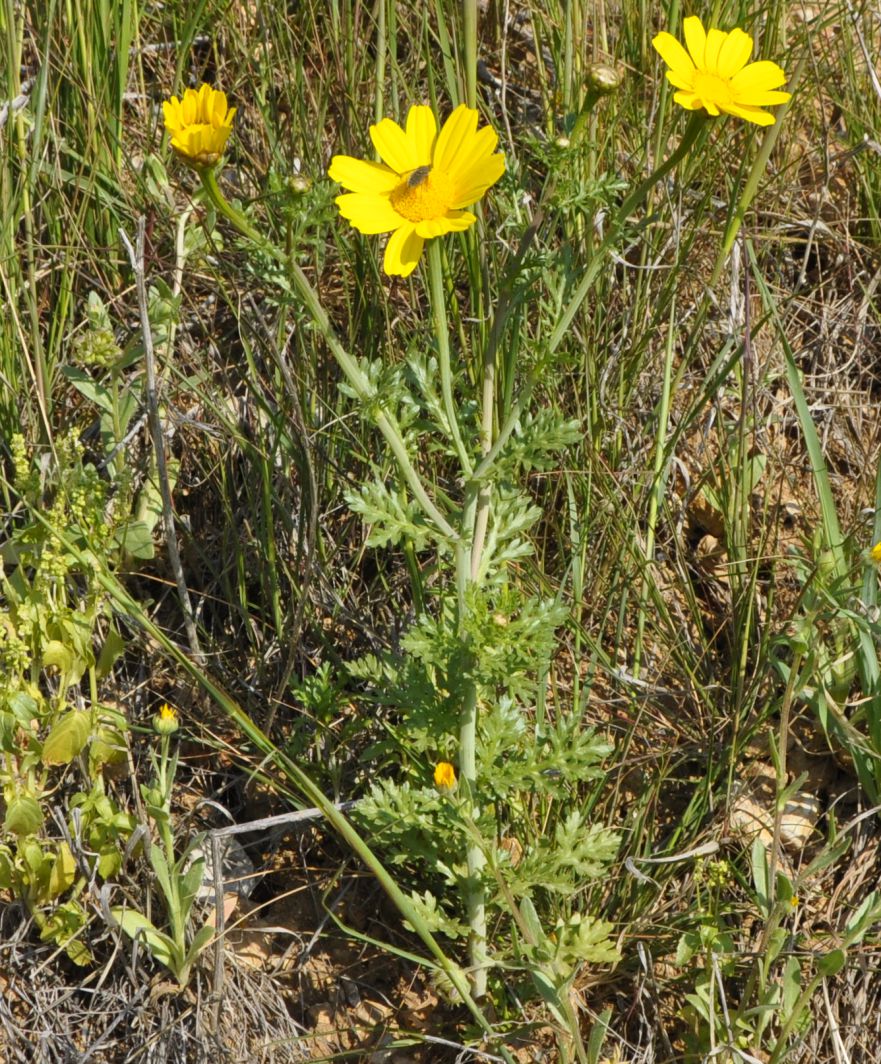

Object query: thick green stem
[455,529,488,998]
[427,239,472,474]
[200,167,456,542]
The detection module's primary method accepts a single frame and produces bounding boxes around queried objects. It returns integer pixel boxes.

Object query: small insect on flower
[434,761,457,791]
[162,83,236,168]
[407,165,432,188]
[653,16,791,126]
[328,103,505,277]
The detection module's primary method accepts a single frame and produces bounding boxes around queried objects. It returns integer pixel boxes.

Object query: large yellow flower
[163,83,236,167]
[653,16,791,126]
[328,103,505,277]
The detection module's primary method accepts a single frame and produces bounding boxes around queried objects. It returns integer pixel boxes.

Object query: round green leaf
[4,795,44,836]
[42,710,91,766]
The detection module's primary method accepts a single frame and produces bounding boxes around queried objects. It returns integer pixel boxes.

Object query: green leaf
[529,969,568,1029]
[60,366,116,414]
[113,520,156,561]
[48,842,78,898]
[149,843,175,903]
[97,845,122,879]
[110,907,179,970]
[7,691,39,728]
[96,629,127,679]
[42,640,73,675]
[42,710,91,765]
[751,836,770,916]
[781,955,801,1022]
[39,900,93,965]
[185,922,215,967]
[816,949,846,978]
[0,848,13,889]
[4,795,43,835]
[179,854,206,920]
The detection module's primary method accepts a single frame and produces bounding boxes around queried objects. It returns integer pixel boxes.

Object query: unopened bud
[586,62,623,95]
[153,703,179,736]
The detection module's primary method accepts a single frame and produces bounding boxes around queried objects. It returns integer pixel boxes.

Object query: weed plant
[3,2,881,1062]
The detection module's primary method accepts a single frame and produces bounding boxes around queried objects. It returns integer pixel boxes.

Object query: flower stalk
[198,167,456,542]
[427,239,472,474]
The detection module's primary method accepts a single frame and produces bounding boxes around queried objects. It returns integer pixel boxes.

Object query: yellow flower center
[390,169,454,222]
[693,70,733,105]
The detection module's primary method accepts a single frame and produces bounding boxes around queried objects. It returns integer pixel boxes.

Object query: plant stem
[120,220,204,664]
[427,239,472,474]
[199,167,457,542]
[709,54,803,288]
[455,531,488,998]
[549,111,705,354]
[469,113,705,495]
[464,0,477,109]
[634,298,676,678]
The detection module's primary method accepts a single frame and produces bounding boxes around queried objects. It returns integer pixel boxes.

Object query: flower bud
[153,702,179,736]
[433,761,456,790]
[586,62,623,96]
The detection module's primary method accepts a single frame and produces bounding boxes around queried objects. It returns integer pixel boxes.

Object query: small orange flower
[434,761,456,790]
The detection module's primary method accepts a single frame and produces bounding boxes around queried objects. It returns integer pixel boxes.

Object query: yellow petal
[197,82,211,119]
[370,117,417,174]
[450,154,505,208]
[384,223,424,276]
[683,16,707,68]
[703,28,727,72]
[720,101,776,125]
[673,90,705,111]
[210,89,229,126]
[652,32,695,77]
[443,123,499,182]
[162,99,182,133]
[405,105,437,166]
[334,193,406,234]
[433,104,479,175]
[328,154,399,194]
[415,210,476,238]
[730,60,788,93]
[716,28,753,78]
[665,68,695,92]
[182,89,197,126]
[700,97,721,117]
[733,89,791,107]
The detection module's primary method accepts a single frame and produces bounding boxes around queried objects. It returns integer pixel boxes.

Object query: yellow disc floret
[390,170,455,223]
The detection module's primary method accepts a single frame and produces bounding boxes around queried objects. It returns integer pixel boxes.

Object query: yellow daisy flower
[162,83,236,167]
[434,761,457,790]
[328,103,505,277]
[652,16,791,126]
[871,541,881,565]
